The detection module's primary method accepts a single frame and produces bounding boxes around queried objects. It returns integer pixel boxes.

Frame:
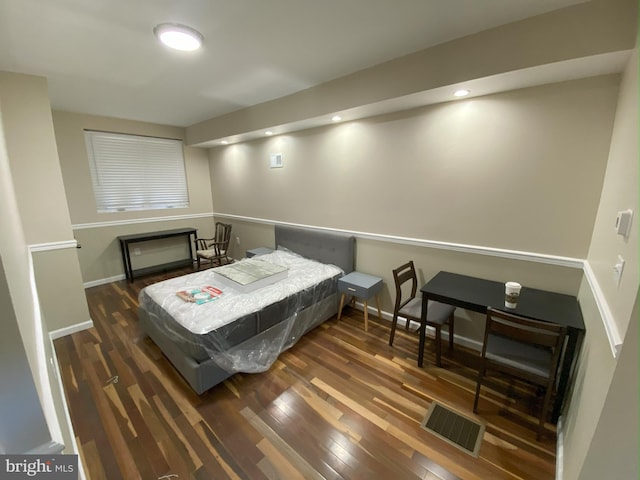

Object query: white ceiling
[0,0,591,128]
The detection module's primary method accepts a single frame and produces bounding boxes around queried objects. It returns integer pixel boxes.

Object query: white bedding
[143,249,343,335]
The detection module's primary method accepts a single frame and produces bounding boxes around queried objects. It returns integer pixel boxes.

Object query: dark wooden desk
[118,228,197,281]
[420,271,585,421]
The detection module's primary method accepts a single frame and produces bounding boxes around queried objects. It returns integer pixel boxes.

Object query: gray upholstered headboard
[274,225,355,274]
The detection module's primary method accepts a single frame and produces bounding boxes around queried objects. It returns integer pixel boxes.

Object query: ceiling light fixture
[453,89,470,97]
[265,131,273,136]
[154,23,203,51]
[221,140,229,145]
[331,115,342,122]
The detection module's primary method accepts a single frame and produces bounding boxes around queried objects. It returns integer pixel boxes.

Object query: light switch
[613,255,625,285]
[615,209,633,238]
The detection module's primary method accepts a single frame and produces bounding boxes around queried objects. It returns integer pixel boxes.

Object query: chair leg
[448,313,455,352]
[389,313,399,346]
[537,384,554,441]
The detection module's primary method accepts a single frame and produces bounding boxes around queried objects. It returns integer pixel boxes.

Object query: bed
[138,225,355,394]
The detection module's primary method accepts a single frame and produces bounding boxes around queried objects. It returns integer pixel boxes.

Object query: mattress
[141,249,342,334]
[138,249,343,372]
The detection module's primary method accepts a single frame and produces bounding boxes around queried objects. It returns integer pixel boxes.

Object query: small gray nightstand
[337,271,383,331]
[245,247,274,258]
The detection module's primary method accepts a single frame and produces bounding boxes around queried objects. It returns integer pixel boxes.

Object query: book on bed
[176,286,223,304]
[214,258,288,293]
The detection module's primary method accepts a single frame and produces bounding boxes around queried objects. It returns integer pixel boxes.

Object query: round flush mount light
[453,89,470,97]
[154,23,203,51]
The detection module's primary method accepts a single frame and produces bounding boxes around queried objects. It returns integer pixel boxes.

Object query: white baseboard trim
[355,302,483,351]
[556,416,565,480]
[47,335,87,479]
[49,320,94,340]
[84,274,126,288]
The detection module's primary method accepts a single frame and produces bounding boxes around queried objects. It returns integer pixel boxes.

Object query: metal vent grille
[421,402,485,457]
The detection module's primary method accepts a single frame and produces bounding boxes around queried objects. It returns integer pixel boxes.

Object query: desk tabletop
[421,271,584,331]
[339,271,383,289]
[117,227,197,242]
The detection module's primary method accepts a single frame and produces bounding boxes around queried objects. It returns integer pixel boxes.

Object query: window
[84,130,189,212]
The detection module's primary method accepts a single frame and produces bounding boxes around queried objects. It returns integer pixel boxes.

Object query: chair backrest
[195,222,232,253]
[392,261,418,311]
[482,307,567,378]
[215,222,232,248]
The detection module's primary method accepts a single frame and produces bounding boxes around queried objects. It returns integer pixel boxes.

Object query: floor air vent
[421,402,485,457]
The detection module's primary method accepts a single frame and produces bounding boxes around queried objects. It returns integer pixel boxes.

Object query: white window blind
[85,131,189,212]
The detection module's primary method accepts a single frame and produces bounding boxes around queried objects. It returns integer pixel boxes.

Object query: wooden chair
[389,261,455,367]
[195,222,232,270]
[473,307,567,441]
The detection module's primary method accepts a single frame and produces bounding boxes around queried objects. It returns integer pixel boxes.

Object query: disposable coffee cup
[505,282,521,308]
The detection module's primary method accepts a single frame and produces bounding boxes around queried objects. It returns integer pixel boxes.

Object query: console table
[118,227,197,281]
[420,271,585,422]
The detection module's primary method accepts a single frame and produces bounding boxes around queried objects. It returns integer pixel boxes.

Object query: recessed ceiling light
[265,131,273,136]
[453,89,470,97]
[331,115,342,122]
[154,23,203,51]
[221,140,229,145]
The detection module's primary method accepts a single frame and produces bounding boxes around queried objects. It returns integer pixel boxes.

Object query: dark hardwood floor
[54,268,557,480]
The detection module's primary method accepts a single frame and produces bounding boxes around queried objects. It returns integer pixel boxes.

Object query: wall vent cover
[421,402,485,457]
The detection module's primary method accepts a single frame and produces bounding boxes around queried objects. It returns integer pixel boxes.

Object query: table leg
[120,240,134,282]
[363,299,369,332]
[188,232,195,267]
[418,293,428,367]
[374,294,382,319]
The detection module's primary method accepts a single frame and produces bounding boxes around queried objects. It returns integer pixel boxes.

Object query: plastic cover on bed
[138,249,343,375]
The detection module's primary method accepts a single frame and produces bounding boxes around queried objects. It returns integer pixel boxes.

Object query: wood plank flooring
[54,268,557,480]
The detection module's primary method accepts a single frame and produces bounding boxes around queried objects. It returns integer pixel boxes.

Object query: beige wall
[577,290,638,480]
[32,249,93,331]
[581,52,639,340]
[52,111,216,283]
[208,75,619,344]
[0,73,79,452]
[210,76,618,260]
[0,73,74,244]
[0,72,89,329]
[562,44,639,480]
[0,83,44,411]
